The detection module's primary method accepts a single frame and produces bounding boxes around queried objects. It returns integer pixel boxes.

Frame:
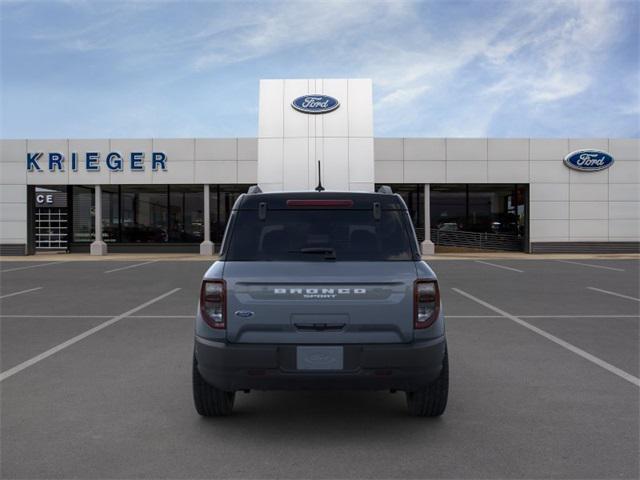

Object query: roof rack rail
[247,185,263,194]
[377,185,393,194]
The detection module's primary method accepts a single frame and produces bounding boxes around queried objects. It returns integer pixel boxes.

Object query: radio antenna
[315,160,325,192]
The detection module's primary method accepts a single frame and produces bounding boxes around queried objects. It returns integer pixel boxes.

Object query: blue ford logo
[291,95,339,114]
[564,149,614,172]
[234,310,254,318]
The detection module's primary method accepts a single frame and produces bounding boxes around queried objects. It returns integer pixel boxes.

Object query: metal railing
[429,228,523,251]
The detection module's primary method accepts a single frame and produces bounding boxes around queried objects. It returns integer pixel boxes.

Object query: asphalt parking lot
[1,257,639,479]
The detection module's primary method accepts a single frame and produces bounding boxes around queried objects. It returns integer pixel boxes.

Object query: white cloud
[365,0,627,135]
[482,0,621,103]
[2,0,635,137]
[191,1,411,70]
[377,84,430,109]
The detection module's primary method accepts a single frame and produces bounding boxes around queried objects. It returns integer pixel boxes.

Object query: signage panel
[291,95,340,114]
[26,151,168,172]
[564,149,614,172]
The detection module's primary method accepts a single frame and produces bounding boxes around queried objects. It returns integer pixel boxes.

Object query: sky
[1,0,638,139]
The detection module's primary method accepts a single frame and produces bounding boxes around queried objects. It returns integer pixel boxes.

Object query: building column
[200,184,214,256]
[90,185,107,256]
[421,183,435,255]
[26,185,36,255]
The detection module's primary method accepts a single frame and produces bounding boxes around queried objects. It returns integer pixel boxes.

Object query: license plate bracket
[296,346,343,371]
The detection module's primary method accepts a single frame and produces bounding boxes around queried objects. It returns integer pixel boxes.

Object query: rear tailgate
[224,261,417,344]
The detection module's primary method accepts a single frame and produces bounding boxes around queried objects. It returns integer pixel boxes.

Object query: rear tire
[192,355,235,416]
[406,347,449,417]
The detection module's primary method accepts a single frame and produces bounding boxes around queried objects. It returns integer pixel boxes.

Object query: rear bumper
[194,336,446,392]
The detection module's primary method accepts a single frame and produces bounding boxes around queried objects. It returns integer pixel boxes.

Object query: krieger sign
[26,151,168,172]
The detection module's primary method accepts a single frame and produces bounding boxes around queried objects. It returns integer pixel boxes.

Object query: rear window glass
[224,209,416,261]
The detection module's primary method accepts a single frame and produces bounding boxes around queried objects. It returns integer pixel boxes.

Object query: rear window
[224,209,417,261]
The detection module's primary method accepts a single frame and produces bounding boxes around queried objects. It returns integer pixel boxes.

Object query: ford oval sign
[564,149,614,172]
[291,95,339,114]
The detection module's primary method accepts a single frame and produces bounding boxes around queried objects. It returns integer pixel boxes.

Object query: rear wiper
[288,247,337,260]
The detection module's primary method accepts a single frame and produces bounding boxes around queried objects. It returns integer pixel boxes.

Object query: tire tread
[192,355,235,416]
[406,348,449,417]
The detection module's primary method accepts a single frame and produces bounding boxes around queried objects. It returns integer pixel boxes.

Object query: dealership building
[1,78,639,256]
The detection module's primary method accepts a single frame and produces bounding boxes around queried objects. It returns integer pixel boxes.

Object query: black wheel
[406,347,449,417]
[192,355,235,416]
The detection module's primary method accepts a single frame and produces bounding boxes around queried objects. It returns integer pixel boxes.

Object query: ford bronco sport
[193,186,448,416]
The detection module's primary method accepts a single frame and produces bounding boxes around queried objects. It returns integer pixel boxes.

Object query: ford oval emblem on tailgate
[234,310,254,318]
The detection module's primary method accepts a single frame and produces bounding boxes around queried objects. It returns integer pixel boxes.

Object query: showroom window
[374,184,527,249]
[71,185,119,242]
[210,185,250,243]
[169,186,203,242]
[429,184,466,232]
[120,186,169,243]
[71,185,250,244]
[71,186,94,242]
[431,184,527,237]
[102,186,119,242]
[375,184,425,240]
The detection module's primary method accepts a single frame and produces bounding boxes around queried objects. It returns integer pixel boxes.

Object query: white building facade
[1,79,638,255]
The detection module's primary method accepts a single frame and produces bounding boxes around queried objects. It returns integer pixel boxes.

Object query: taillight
[200,280,226,329]
[414,280,440,329]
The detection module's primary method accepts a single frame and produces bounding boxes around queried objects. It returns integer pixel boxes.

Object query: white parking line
[0,261,67,273]
[475,261,524,273]
[1,313,636,319]
[0,288,181,382]
[521,314,640,318]
[0,315,111,318]
[0,314,192,318]
[0,287,43,300]
[104,260,159,274]
[557,260,625,272]
[587,287,640,302]
[452,287,640,388]
[448,314,640,319]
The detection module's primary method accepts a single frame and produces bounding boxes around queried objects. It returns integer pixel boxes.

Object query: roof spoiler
[377,185,393,194]
[247,185,263,194]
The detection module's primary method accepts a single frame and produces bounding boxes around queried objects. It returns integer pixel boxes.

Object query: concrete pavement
[1,258,638,478]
